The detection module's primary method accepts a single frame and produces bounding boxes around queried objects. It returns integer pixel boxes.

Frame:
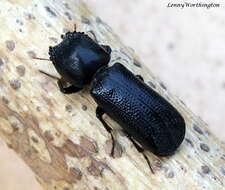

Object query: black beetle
[39,28,185,171]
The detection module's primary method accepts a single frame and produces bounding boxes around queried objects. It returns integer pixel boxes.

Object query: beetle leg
[96,106,115,157]
[136,75,144,81]
[126,134,154,174]
[39,70,59,80]
[57,79,82,94]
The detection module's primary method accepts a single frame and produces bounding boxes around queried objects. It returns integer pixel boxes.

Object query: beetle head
[49,31,111,88]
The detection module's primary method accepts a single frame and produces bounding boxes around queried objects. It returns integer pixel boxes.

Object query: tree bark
[0,0,224,189]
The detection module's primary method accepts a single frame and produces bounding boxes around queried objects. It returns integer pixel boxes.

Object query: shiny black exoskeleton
[48,30,185,168]
[91,63,185,156]
[49,31,111,93]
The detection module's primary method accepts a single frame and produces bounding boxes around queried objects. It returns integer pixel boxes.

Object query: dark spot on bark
[96,17,102,23]
[44,131,54,141]
[80,136,98,154]
[167,42,175,50]
[9,79,21,90]
[29,148,39,156]
[65,104,72,113]
[0,58,4,66]
[69,167,82,180]
[16,19,23,25]
[27,50,36,58]
[36,106,41,111]
[27,13,35,20]
[87,162,102,177]
[200,143,210,152]
[165,170,174,178]
[64,3,71,10]
[81,16,90,24]
[7,143,13,149]
[64,12,72,20]
[63,188,69,190]
[45,23,52,27]
[5,40,15,51]
[201,165,210,174]
[2,96,9,104]
[11,122,19,131]
[31,136,39,143]
[220,168,225,176]
[148,81,156,89]
[87,159,112,177]
[16,65,26,77]
[180,165,187,173]
[105,139,123,158]
[159,82,167,90]
[42,95,53,107]
[49,37,58,43]
[19,29,23,33]
[82,104,87,111]
[197,171,204,178]
[193,124,204,135]
[185,138,194,147]
[61,139,89,158]
[133,59,142,68]
[45,6,57,17]
[222,82,225,88]
[89,121,94,126]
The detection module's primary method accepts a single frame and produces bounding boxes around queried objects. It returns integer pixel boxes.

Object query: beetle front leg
[126,134,154,174]
[57,79,82,94]
[96,106,115,157]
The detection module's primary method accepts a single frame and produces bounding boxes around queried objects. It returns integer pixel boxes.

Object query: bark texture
[0,0,224,189]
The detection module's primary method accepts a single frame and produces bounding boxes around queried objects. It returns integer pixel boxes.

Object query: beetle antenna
[32,56,51,61]
[33,56,58,79]
[74,24,77,32]
[39,70,60,80]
